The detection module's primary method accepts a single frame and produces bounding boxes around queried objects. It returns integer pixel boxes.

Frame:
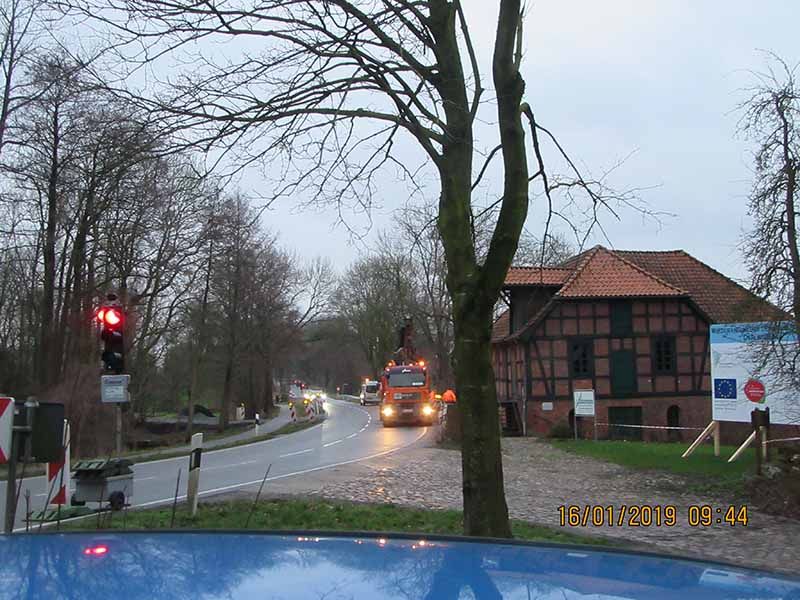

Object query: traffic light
[97,304,125,374]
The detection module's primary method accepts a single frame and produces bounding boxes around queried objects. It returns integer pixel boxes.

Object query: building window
[610,301,632,336]
[652,336,676,374]
[569,338,593,378]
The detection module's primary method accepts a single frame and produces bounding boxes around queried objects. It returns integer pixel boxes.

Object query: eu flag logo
[714,378,737,399]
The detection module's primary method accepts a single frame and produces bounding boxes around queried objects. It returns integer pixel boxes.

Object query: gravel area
[308,437,800,575]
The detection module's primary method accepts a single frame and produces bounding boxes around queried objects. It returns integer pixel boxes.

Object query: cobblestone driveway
[309,437,800,575]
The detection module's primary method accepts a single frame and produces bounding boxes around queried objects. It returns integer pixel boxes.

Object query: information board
[573,389,596,417]
[710,322,798,425]
[101,375,130,404]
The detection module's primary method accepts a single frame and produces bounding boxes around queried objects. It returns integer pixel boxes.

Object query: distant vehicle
[360,380,380,405]
[380,362,437,426]
[5,532,799,599]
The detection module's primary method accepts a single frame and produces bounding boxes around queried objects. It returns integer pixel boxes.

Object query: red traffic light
[104,308,122,326]
[96,307,123,328]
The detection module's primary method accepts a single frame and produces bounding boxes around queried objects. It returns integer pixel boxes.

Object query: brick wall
[523,395,800,444]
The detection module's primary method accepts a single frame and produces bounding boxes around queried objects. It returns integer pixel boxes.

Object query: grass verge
[63,497,612,546]
[549,439,755,496]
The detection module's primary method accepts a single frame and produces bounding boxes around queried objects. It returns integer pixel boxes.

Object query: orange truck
[379,361,438,426]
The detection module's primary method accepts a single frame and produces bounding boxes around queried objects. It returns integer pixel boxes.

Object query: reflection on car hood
[0,532,798,599]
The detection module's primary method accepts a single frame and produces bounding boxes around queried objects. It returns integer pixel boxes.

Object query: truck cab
[379,363,437,426]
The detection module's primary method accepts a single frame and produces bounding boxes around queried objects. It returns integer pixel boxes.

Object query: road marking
[279,448,313,458]
[323,440,342,447]
[10,399,397,531]
[202,459,256,471]
[136,421,325,467]
[132,426,430,511]
[346,433,357,439]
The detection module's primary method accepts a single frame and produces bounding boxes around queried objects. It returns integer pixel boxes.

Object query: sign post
[46,420,71,506]
[0,396,12,464]
[573,389,596,440]
[102,374,130,455]
[2,396,16,534]
[187,432,203,517]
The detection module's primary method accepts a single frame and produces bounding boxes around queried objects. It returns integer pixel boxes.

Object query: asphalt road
[1,399,429,531]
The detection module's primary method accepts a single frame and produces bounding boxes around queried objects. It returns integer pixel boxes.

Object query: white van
[360,380,381,405]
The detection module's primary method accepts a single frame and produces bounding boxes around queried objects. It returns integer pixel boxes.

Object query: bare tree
[334,254,416,378]
[60,0,638,535]
[740,54,800,394]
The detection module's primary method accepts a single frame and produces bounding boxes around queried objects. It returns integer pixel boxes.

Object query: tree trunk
[219,357,232,431]
[262,353,274,417]
[452,306,512,537]
[36,105,61,389]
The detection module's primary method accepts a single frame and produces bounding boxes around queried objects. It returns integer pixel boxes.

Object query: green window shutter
[610,301,632,336]
[611,349,636,396]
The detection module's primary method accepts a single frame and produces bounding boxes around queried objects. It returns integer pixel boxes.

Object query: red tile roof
[617,250,786,323]
[556,247,685,299]
[495,245,785,342]
[504,267,572,286]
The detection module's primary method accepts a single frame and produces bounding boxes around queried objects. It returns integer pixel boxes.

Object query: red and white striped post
[47,420,70,506]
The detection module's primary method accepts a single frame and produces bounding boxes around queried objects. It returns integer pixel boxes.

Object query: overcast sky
[251,1,798,284]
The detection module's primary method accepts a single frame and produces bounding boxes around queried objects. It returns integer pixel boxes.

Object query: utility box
[13,400,64,462]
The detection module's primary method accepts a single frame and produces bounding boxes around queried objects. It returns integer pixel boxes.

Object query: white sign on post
[573,389,596,417]
[0,396,14,464]
[101,375,130,404]
[710,322,799,425]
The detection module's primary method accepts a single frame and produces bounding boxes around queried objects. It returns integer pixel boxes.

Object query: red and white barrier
[46,420,70,506]
[289,402,297,422]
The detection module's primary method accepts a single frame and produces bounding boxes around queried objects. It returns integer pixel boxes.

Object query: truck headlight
[422,405,434,416]
[382,406,394,417]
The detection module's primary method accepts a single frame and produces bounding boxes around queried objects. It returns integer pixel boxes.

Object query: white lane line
[15,427,430,532]
[11,399,391,532]
[323,440,342,447]
[137,476,157,481]
[132,426,430,511]
[202,459,257,472]
[346,433,357,439]
[279,448,313,458]
[137,421,325,467]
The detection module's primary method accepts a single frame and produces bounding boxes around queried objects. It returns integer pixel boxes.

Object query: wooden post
[728,430,757,463]
[682,420,717,458]
[751,409,762,476]
[713,421,720,457]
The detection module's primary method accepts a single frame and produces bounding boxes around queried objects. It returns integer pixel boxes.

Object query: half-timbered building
[491,246,786,441]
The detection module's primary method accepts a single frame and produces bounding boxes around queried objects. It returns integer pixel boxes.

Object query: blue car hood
[0,531,798,599]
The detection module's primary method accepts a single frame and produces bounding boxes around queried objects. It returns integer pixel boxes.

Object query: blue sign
[714,378,737,399]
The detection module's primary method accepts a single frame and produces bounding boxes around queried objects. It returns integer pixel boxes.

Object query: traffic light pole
[116,404,122,456]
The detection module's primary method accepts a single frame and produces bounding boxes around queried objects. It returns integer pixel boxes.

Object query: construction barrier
[46,420,70,506]
[289,402,297,422]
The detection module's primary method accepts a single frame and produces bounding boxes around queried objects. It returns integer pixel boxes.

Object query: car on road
[4,531,799,599]
[360,379,380,405]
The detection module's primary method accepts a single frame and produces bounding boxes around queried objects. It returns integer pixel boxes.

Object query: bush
[549,421,573,439]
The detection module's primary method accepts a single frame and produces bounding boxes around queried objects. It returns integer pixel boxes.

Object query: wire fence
[593,423,706,431]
